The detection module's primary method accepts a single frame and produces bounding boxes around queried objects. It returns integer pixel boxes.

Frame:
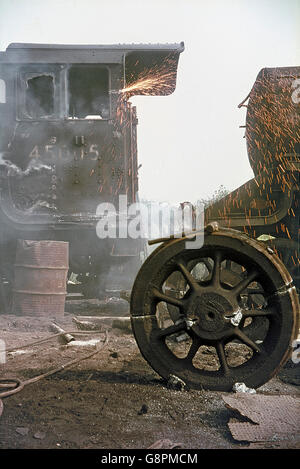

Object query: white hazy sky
[0,0,299,205]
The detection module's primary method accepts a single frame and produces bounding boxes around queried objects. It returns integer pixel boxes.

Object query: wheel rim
[131,229,299,391]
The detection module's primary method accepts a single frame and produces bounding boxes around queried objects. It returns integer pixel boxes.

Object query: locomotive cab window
[68,66,110,119]
[25,74,55,118]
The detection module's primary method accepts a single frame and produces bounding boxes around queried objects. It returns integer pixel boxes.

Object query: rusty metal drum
[12,240,69,317]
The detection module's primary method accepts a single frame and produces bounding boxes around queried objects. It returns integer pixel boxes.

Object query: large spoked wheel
[130,227,299,391]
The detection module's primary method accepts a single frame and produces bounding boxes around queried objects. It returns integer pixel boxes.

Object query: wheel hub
[188,291,235,339]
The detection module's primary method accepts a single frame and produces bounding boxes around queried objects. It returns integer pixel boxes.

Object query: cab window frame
[17,66,61,121]
[67,64,111,120]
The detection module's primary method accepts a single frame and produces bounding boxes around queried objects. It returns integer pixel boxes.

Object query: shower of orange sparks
[121,56,178,97]
[121,70,176,96]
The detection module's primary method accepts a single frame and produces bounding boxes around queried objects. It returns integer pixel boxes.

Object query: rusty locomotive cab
[0,41,184,303]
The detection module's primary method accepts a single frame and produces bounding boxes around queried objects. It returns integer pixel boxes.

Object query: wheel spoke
[155,322,186,339]
[211,251,222,286]
[232,269,259,296]
[176,261,198,289]
[242,308,274,318]
[233,328,262,353]
[216,342,230,375]
[185,336,202,361]
[152,287,185,309]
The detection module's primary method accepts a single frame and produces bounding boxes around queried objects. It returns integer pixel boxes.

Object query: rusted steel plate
[223,394,300,443]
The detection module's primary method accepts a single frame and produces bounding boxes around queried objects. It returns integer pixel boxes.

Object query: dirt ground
[0,297,299,451]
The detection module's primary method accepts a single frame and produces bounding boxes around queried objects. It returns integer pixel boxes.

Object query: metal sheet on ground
[223,394,300,445]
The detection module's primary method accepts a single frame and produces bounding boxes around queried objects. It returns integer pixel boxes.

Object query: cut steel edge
[222,399,259,425]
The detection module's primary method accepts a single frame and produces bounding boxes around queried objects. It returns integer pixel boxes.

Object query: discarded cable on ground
[3,328,104,354]
[0,329,109,398]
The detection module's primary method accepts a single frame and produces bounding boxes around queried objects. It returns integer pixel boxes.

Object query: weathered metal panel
[223,393,300,444]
